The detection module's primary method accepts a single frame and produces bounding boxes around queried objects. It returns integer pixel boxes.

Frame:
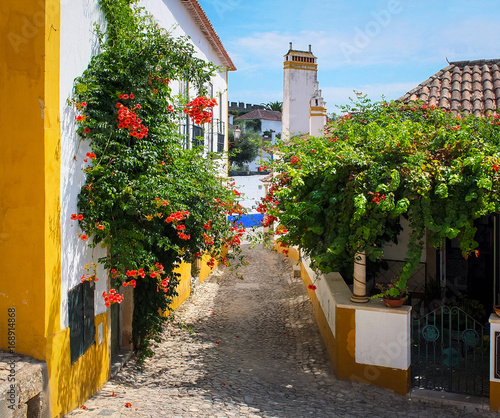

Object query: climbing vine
[259,95,500,291]
[71,0,245,354]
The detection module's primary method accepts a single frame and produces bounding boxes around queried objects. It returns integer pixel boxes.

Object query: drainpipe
[351,251,369,303]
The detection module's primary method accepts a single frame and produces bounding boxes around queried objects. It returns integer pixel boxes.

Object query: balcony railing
[212,118,225,153]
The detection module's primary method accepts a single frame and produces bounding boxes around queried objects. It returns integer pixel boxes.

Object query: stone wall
[0,352,50,418]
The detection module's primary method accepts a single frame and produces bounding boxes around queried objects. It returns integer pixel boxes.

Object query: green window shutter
[68,285,84,363]
[68,281,95,364]
[83,281,96,353]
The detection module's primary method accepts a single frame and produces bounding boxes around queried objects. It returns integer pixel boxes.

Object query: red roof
[180,0,236,71]
[400,59,500,116]
[234,109,282,121]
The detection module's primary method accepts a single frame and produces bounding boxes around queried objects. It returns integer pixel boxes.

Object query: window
[192,125,204,147]
[68,281,95,363]
[180,80,190,149]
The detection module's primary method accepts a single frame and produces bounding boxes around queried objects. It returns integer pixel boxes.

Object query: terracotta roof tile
[399,59,500,115]
[180,0,236,71]
[234,109,282,122]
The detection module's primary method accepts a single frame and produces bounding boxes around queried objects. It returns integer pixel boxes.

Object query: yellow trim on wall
[283,61,317,71]
[275,242,411,396]
[47,313,110,417]
[169,262,192,311]
[0,0,46,357]
[491,381,500,411]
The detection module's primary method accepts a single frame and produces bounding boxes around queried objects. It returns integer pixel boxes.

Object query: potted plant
[373,278,408,308]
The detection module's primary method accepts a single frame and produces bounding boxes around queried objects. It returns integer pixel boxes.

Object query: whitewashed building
[0,0,235,415]
[282,43,327,139]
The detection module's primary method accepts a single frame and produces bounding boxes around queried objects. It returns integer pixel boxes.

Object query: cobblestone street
[67,245,498,417]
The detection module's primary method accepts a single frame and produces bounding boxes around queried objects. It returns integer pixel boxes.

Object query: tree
[229,131,261,167]
[258,96,500,291]
[261,100,283,112]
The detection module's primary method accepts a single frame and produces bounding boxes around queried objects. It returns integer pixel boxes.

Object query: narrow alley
[66,245,496,417]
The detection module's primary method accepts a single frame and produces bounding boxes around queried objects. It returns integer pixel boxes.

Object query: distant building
[234,109,282,142]
[282,43,327,139]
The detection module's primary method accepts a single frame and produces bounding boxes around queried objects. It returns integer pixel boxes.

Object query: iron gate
[412,306,489,396]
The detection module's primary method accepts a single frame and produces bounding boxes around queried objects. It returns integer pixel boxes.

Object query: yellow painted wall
[0,0,54,359]
[0,2,113,416]
[335,307,410,395]
[491,381,500,411]
[47,313,110,416]
[168,251,225,312]
[169,262,192,311]
[299,262,338,373]
[199,253,219,283]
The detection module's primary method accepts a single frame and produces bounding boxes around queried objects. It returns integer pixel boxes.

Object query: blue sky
[198,0,500,114]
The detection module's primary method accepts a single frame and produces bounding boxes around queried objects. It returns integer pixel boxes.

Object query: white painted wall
[140,0,229,163]
[303,259,337,337]
[309,113,326,137]
[283,65,317,139]
[383,216,426,262]
[261,119,282,142]
[60,0,231,329]
[355,309,411,370]
[60,0,108,329]
[231,175,268,210]
[299,255,412,372]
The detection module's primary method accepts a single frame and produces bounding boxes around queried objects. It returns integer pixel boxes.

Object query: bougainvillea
[260,95,500,291]
[71,0,245,356]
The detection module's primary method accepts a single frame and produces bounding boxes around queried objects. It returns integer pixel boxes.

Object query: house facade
[0,0,234,416]
[278,55,500,410]
[399,59,500,409]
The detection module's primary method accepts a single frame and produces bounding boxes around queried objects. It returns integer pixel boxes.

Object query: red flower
[150,272,157,278]
[98,224,105,230]
[290,156,298,164]
[308,284,317,290]
[80,234,88,241]
[122,94,129,100]
[168,105,174,112]
[130,94,135,100]
[493,165,498,172]
[71,214,78,220]
[77,214,84,221]
[125,402,132,408]
[83,128,90,134]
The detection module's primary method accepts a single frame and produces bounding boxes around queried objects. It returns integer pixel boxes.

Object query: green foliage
[260,100,283,111]
[373,280,408,300]
[72,0,245,355]
[261,95,500,290]
[229,131,261,167]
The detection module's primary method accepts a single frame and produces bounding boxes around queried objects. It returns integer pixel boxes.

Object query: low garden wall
[278,244,412,395]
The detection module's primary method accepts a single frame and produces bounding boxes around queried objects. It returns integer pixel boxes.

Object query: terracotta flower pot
[383,298,405,308]
[494,305,500,318]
